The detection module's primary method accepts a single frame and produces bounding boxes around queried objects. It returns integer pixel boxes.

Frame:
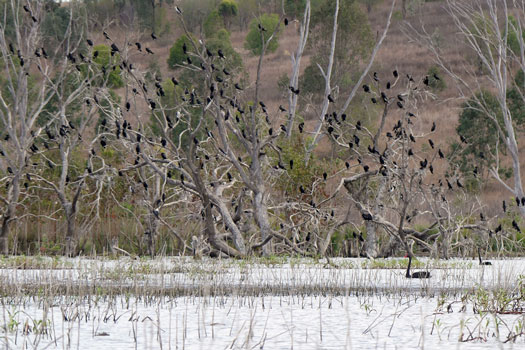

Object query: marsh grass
[1,257,524,349]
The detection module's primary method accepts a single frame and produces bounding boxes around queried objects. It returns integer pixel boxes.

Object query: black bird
[125,101,130,111]
[406,255,431,278]
[397,101,403,109]
[161,152,167,160]
[289,159,294,169]
[363,165,369,172]
[151,33,157,40]
[299,185,305,193]
[478,248,492,266]
[136,144,141,154]
[363,84,370,93]
[495,224,502,233]
[298,122,304,133]
[362,212,373,221]
[258,23,266,31]
[393,70,398,78]
[512,220,521,232]
[431,121,436,132]
[235,83,243,90]
[433,73,440,80]
[23,5,30,12]
[135,42,142,51]
[327,94,334,103]
[460,135,467,143]
[428,139,434,149]
[373,72,379,81]
[381,92,388,103]
[386,81,391,89]
[182,42,187,54]
[284,18,289,26]
[7,167,13,174]
[289,86,300,95]
[356,120,362,130]
[87,39,93,46]
[145,48,154,54]
[438,149,444,159]
[323,172,327,181]
[420,159,428,169]
[100,139,106,148]
[110,43,119,54]
[218,49,225,59]
[103,31,110,40]
[446,179,453,190]
[371,97,377,104]
[456,179,463,188]
[423,76,429,86]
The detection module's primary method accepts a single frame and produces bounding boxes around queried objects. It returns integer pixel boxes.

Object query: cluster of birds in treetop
[2,4,516,275]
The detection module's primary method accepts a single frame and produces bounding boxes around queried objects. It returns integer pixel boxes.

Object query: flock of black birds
[1,5,519,269]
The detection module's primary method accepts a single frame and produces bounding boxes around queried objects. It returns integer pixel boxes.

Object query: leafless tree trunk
[285,0,310,138]
[305,0,396,164]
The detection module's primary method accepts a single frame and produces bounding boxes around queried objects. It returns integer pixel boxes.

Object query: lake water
[0,257,524,349]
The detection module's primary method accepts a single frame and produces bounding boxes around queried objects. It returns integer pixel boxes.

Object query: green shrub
[426,65,446,92]
[92,44,124,88]
[244,13,283,55]
[203,10,225,38]
[167,34,200,69]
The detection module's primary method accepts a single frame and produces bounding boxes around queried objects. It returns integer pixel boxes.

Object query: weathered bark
[0,173,21,255]
[286,0,310,138]
[253,191,272,256]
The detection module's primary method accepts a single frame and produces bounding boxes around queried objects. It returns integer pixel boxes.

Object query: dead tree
[410,0,525,217]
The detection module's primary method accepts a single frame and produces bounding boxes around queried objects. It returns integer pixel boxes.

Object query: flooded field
[1,256,524,349]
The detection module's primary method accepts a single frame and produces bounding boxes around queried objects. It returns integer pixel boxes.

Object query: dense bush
[244,13,283,55]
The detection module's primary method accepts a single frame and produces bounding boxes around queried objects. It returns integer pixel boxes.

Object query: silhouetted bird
[460,135,467,143]
[428,139,434,149]
[289,159,294,169]
[151,33,157,40]
[323,172,327,181]
[103,31,110,40]
[327,94,334,103]
[145,48,154,54]
[7,167,12,174]
[393,70,398,78]
[438,149,444,159]
[298,122,304,133]
[456,179,463,188]
[362,212,373,221]
[284,18,289,26]
[363,84,370,93]
[397,101,403,109]
[218,49,225,59]
[235,83,243,90]
[406,255,431,278]
[513,220,521,232]
[87,39,93,46]
[423,76,429,86]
